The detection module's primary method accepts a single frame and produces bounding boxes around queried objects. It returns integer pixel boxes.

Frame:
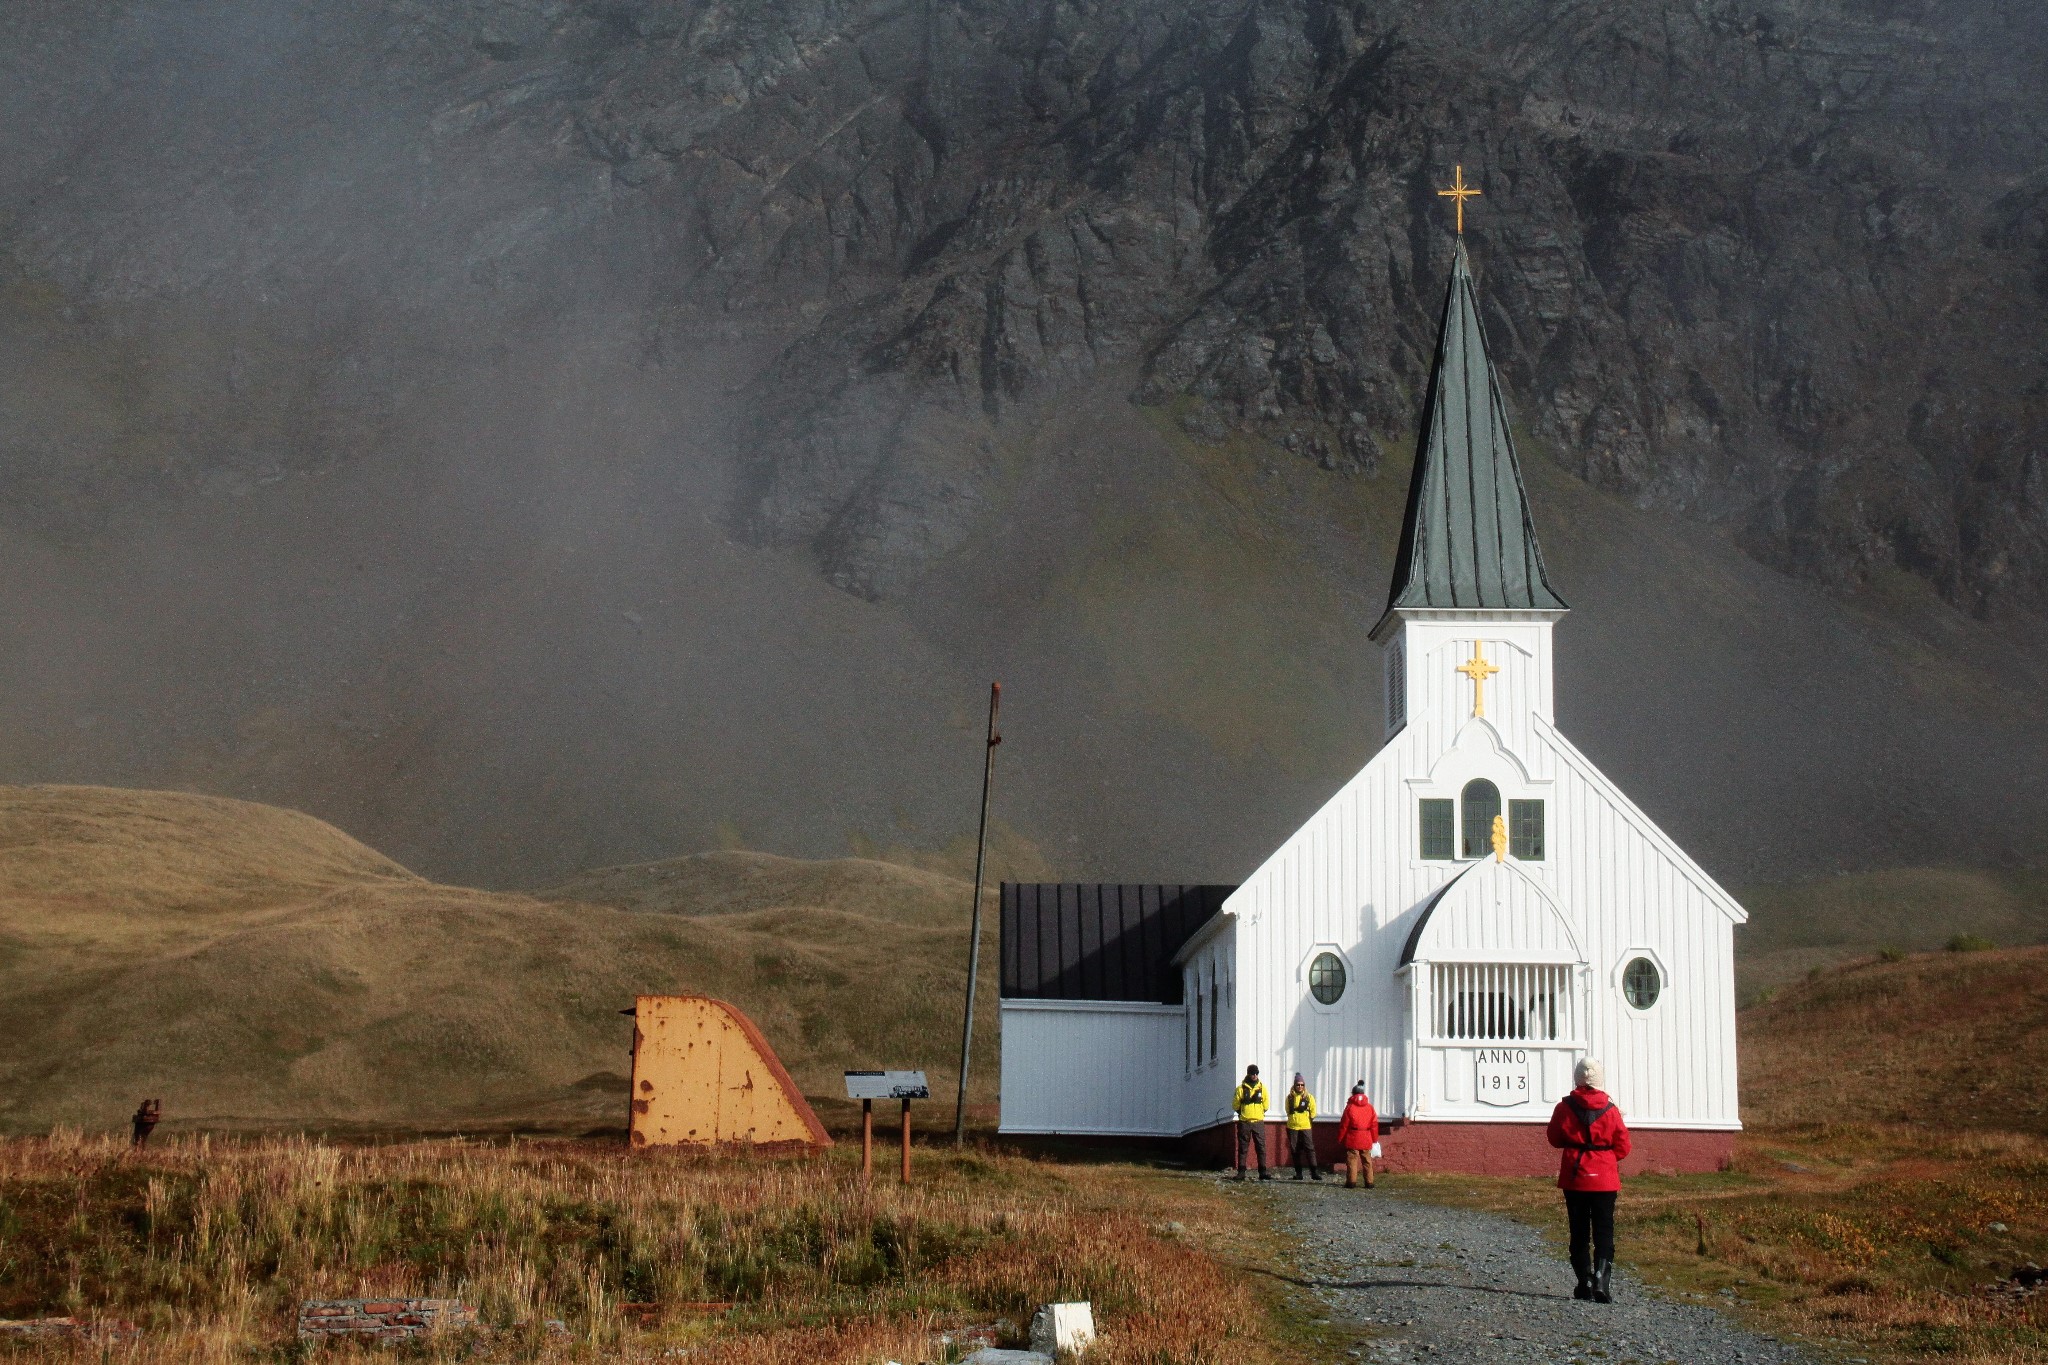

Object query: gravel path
[1217,1175,1817,1365]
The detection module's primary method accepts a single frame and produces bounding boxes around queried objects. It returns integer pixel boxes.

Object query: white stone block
[1028,1302,1095,1356]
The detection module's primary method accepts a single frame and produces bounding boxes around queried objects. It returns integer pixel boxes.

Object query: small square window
[1420,799,1454,860]
[1509,799,1545,860]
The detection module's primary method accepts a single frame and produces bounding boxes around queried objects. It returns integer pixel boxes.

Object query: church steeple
[1371,241,1567,640]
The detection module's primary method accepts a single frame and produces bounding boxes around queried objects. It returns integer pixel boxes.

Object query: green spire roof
[1378,241,1567,629]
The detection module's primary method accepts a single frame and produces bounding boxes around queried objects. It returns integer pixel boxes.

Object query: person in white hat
[1546,1057,1633,1303]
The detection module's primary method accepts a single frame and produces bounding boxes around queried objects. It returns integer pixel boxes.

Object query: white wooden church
[998,239,1746,1174]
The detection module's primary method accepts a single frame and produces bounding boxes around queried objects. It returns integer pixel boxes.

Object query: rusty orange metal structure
[627,995,830,1152]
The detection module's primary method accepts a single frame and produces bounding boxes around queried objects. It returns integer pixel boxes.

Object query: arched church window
[1308,952,1347,1005]
[1460,779,1501,858]
[1623,957,1662,1010]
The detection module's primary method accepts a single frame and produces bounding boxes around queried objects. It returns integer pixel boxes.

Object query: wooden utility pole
[952,682,1002,1146]
[901,1097,913,1182]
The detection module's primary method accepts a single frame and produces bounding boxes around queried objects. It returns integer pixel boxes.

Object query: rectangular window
[1430,962,1575,1042]
[1419,799,1454,859]
[1509,799,1545,860]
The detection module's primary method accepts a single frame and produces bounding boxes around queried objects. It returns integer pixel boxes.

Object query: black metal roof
[999,883,1234,1005]
[1379,240,1568,632]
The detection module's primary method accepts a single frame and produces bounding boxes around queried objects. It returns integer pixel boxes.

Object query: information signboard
[844,1070,930,1101]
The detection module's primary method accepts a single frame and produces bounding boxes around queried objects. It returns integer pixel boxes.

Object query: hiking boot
[1592,1260,1614,1304]
[1259,1171,1272,1181]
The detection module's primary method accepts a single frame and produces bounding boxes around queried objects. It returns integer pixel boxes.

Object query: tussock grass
[0,1134,1273,1364]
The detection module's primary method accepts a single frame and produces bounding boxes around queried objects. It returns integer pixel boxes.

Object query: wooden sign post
[845,1071,929,1184]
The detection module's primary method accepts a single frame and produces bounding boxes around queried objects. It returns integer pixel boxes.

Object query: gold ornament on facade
[1491,814,1508,862]
[1457,641,1499,718]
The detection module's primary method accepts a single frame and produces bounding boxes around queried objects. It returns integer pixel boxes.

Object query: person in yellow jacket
[1285,1074,1321,1180]
[1232,1065,1270,1180]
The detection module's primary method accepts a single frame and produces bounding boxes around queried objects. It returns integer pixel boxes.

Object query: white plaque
[844,1069,930,1100]
[1474,1048,1531,1106]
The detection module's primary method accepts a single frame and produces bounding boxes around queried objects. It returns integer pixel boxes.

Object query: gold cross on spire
[1437,163,1482,235]
[1457,640,1499,717]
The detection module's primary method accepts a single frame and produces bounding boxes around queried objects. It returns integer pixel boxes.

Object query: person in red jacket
[1335,1082,1379,1189]
[1546,1057,1632,1303]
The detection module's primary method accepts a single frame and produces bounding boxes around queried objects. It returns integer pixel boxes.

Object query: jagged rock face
[8,1,2043,609]
[3,0,2046,885]
[573,0,2048,613]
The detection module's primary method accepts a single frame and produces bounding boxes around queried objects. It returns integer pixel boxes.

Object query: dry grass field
[4,782,2046,1362]
[0,785,996,1134]
[0,1133,1290,1365]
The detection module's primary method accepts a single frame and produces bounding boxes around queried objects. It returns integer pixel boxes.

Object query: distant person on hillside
[130,1099,161,1149]
[1547,1058,1632,1303]
[1232,1065,1270,1180]
[1336,1082,1379,1188]
[1284,1074,1320,1180]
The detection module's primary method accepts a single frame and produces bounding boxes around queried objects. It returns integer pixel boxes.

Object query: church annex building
[996,240,1746,1175]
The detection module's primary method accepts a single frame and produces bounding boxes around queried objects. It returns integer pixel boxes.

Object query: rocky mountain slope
[0,1,2042,888]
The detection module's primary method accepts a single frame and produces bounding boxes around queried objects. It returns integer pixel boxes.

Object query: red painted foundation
[1190,1119,1734,1177]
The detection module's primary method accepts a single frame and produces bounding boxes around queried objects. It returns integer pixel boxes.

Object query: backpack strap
[1565,1096,1616,1153]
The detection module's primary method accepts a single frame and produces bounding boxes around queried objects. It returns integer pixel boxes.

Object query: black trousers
[1288,1129,1318,1175]
[1564,1190,1617,1274]
[1234,1120,1267,1171]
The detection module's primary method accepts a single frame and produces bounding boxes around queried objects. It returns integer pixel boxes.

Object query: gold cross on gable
[1437,163,1482,235]
[1456,640,1499,718]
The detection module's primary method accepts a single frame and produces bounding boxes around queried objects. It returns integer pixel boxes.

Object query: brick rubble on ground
[297,1299,476,1340]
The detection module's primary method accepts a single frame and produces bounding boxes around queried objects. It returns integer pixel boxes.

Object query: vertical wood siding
[998,1002,1186,1135]
[1224,616,1742,1132]
[997,613,1744,1138]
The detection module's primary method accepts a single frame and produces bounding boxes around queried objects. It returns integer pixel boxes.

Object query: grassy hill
[9,778,2046,1144]
[0,785,995,1135]
[1740,942,2048,1132]
[1733,866,2048,1000]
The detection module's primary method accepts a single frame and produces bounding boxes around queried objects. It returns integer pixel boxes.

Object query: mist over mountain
[1,0,2042,891]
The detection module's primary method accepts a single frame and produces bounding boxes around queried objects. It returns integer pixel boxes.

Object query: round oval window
[1309,952,1347,1005]
[1623,957,1661,1010]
